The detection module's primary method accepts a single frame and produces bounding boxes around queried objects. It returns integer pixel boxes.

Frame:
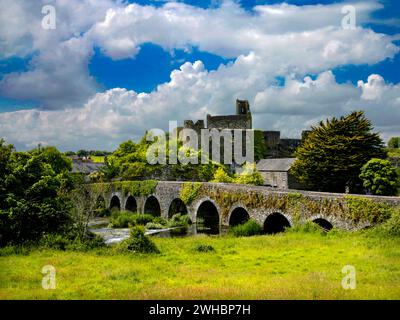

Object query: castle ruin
[183,99,307,159]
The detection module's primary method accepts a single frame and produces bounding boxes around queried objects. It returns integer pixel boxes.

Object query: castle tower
[236,99,250,115]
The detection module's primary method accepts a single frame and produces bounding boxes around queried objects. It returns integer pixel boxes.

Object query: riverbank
[1,230,399,299]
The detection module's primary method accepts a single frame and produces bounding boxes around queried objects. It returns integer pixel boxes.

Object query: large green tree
[0,141,74,245]
[388,137,400,149]
[291,111,386,193]
[359,158,398,196]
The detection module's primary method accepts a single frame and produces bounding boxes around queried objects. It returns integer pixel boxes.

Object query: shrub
[388,137,400,149]
[359,158,398,196]
[95,207,111,217]
[0,245,31,256]
[145,222,165,229]
[134,213,158,226]
[117,226,160,254]
[39,231,105,251]
[169,213,192,227]
[381,209,400,237]
[40,234,70,250]
[211,167,233,183]
[229,219,262,237]
[234,162,264,186]
[287,221,325,234]
[109,211,135,228]
[109,212,158,228]
[153,216,168,226]
[193,244,215,253]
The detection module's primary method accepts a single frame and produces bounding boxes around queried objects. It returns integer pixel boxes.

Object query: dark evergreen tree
[291,111,386,193]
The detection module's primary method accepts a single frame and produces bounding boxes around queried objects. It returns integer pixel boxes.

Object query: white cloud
[1,60,399,150]
[0,0,399,149]
[357,74,386,100]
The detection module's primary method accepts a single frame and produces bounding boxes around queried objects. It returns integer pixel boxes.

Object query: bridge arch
[125,195,137,213]
[312,217,333,231]
[109,195,121,211]
[264,212,291,234]
[195,199,220,234]
[144,195,161,217]
[228,206,250,226]
[168,198,188,218]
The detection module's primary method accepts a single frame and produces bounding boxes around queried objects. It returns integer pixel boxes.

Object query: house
[71,157,104,181]
[256,158,303,189]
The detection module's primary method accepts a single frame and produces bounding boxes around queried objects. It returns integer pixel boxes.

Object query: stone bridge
[87,181,400,233]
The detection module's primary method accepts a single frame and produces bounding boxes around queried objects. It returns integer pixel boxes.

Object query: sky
[0,0,399,151]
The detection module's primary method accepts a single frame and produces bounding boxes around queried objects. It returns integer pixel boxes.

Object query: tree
[359,158,398,196]
[100,156,120,181]
[234,162,264,186]
[0,142,74,245]
[388,137,400,149]
[254,130,268,161]
[77,149,89,157]
[211,167,233,183]
[291,111,386,193]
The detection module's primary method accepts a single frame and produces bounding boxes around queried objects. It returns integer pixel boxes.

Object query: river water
[88,218,226,245]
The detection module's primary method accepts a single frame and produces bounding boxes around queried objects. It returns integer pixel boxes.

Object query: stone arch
[125,195,137,213]
[264,212,291,234]
[196,199,220,234]
[109,195,121,211]
[228,206,250,226]
[144,195,161,217]
[312,218,333,231]
[168,198,188,218]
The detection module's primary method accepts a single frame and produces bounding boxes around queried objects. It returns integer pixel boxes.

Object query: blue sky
[0,0,399,150]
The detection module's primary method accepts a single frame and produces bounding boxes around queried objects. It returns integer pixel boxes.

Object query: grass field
[1,231,400,300]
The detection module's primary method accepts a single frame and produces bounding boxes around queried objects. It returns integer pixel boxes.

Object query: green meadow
[1,230,399,300]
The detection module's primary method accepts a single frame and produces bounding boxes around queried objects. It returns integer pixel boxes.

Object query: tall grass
[229,219,262,237]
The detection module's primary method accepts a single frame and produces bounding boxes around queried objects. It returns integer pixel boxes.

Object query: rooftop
[256,158,296,172]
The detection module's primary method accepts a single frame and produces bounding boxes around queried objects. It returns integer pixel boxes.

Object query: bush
[109,212,158,228]
[381,209,400,237]
[133,214,158,226]
[359,158,398,196]
[0,245,31,256]
[145,222,165,229]
[117,226,160,254]
[39,231,105,251]
[153,216,168,226]
[193,244,215,253]
[229,219,262,237]
[169,213,192,227]
[109,211,135,228]
[287,221,326,234]
[95,207,111,217]
[40,234,70,250]
[234,162,264,186]
[211,167,233,183]
[388,137,400,149]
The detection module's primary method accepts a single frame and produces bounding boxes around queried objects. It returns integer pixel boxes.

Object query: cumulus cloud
[1,60,399,150]
[0,0,399,149]
[358,74,386,100]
